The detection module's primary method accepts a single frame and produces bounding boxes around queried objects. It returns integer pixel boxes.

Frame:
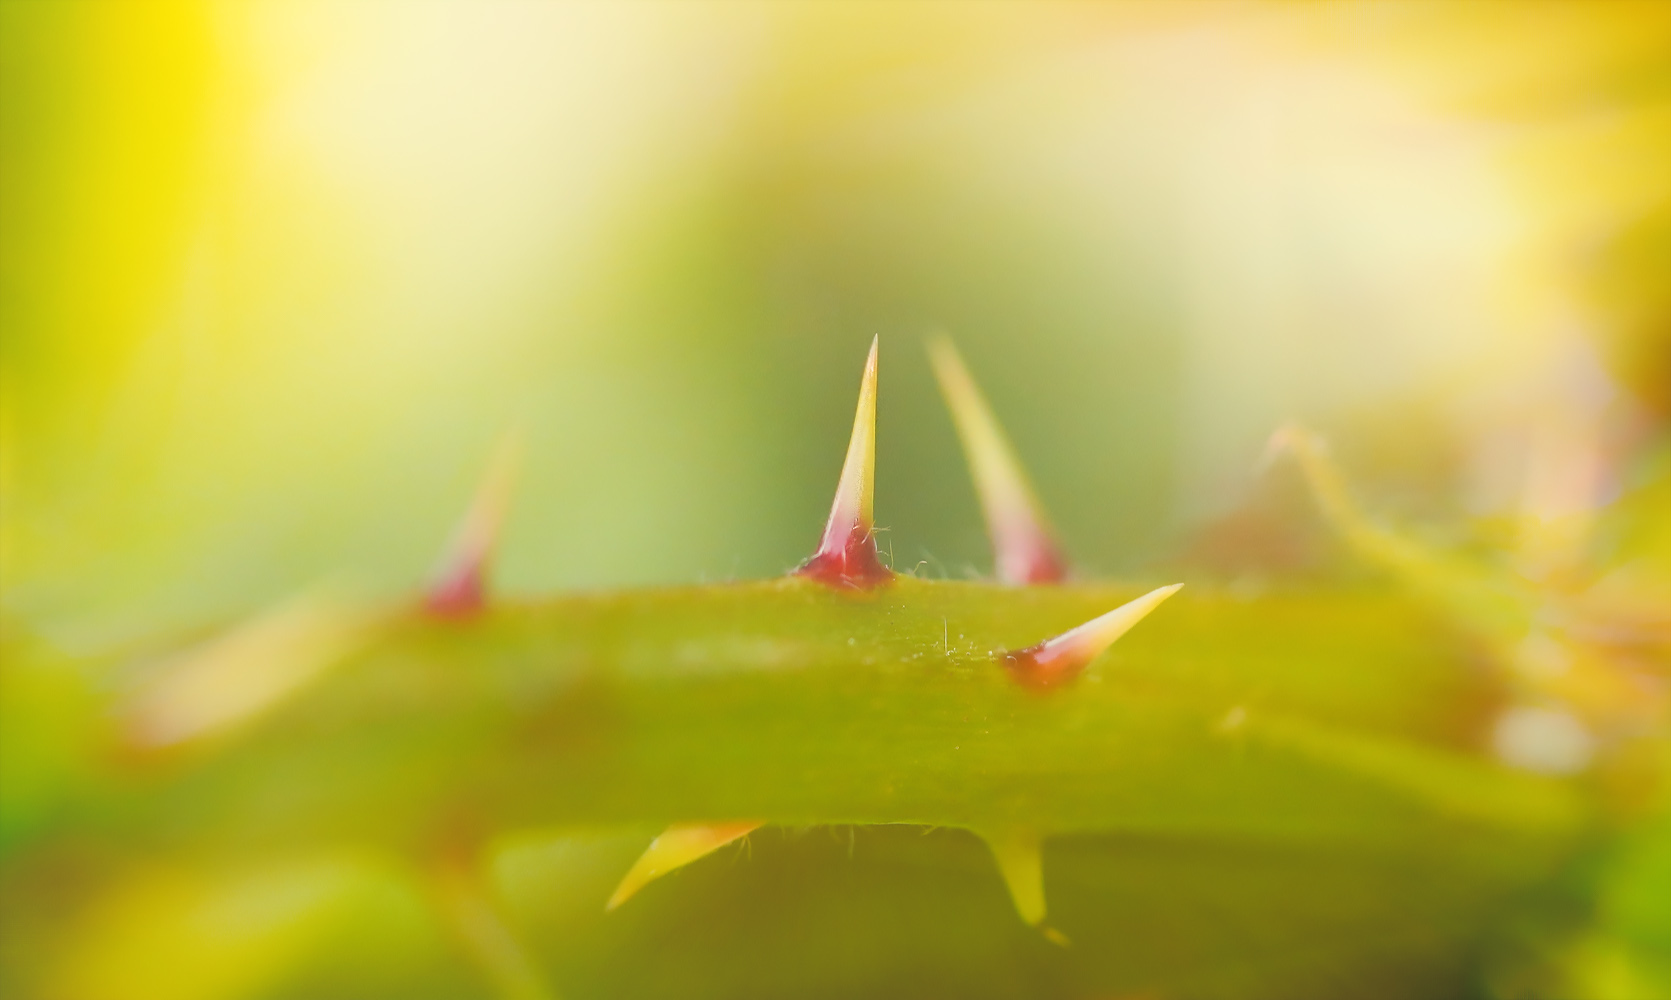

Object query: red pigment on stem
[1003,540,1069,588]
[1000,640,1086,690]
[797,522,893,588]
[423,432,520,619]
[796,337,893,589]
[425,566,486,619]
[927,337,1069,586]
[1000,584,1184,689]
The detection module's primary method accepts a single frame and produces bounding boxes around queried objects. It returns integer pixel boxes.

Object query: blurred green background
[3,4,1669,999]
[5,1,1663,639]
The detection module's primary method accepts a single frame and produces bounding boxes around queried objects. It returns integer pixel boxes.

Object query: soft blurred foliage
[2,2,1668,998]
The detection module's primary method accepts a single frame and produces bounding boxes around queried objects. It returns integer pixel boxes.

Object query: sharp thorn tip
[606,821,762,912]
[796,340,891,589]
[1000,584,1182,688]
[982,830,1047,926]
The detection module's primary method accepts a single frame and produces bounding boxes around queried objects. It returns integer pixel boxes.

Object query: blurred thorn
[1262,422,1535,644]
[124,592,384,748]
[433,859,558,1000]
[426,429,523,618]
[927,336,1068,585]
[980,829,1047,926]
[606,821,762,911]
[1260,422,1375,547]
[796,337,892,588]
[1001,585,1183,689]
[1261,420,1447,574]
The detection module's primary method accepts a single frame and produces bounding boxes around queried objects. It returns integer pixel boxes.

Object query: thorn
[124,592,382,748]
[1262,421,1440,573]
[982,829,1047,926]
[606,821,762,911]
[1259,422,1363,538]
[1264,423,1554,680]
[796,337,892,588]
[426,430,521,618]
[928,337,1067,585]
[432,858,555,1000]
[1001,584,1183,689]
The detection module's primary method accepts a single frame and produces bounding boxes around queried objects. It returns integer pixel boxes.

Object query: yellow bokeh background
[3,0,1666,636]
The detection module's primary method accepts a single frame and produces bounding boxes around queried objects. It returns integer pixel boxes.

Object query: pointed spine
[606,821,762,911]
[426,431,521,618]
[796,337,891,588]
[982,829,1047,926]
[928,337,1068,585]
[1001,584,1183,689]
[1261,423,1377,553]
[1263,422,1506,597]
[124,594,380,747]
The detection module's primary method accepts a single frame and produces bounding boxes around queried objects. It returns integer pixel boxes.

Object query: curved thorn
[1264,422,1543,655]
[427,430,522,618]
[796,337,891,588]
[606,821,762,911]
[124,593,382,748]
[1261,422,1370,545]
[982,829,1047,926]
[1264,421,1447,574]
[1001,584,1183,689]
[928,337,1067,585]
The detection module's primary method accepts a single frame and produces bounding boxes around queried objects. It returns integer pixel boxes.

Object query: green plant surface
[1,572,1609,1000]
[101,579,1577,849]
